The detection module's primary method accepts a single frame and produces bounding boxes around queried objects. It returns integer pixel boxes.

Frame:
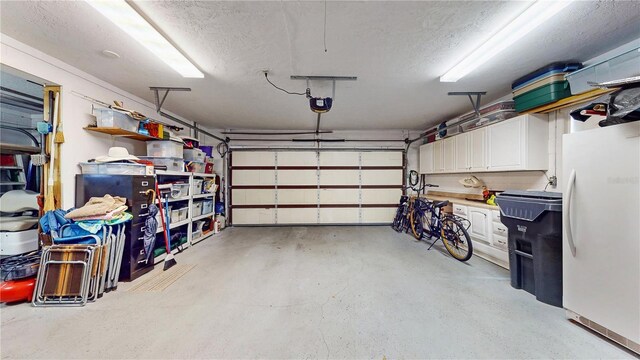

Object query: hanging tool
[154,182,176,271]
[43,93,59,212]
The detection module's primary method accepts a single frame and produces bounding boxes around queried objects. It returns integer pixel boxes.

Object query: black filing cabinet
[75,174,156,281]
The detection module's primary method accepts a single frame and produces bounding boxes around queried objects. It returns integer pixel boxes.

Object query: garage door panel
[231,150,402,225]
[277,151,317,166]
[319,151,359,166]
[319,170,359,185]
[278,189,317,205]
[278,170,317,185]
[232,208,275,225]
[231,189,275,205]
[361,208,396,223]
[232,170,276,185]
[319,208,359,223]
[361,151,403,166]
[233,151,275,166]
[361,189,402,204]
[361,169,403,185]
[277,208,318,224]
[319,189,359,204]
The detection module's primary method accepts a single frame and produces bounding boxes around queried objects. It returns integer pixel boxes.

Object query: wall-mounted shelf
[84,127,162,141]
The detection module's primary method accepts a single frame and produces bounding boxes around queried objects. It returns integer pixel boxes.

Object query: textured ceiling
[1,1,639,130]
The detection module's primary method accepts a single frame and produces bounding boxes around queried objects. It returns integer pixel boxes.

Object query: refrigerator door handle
[564,169,577,256]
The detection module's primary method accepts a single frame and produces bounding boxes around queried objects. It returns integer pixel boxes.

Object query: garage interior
[0,1,639,359]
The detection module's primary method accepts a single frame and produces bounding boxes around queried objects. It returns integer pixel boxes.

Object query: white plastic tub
[79,162,146,175]
[192,179,204,195]
[147,140,184,158]
[94,108,139,132]
[183,149,205,162]
[138,156,183,172]
[192,201,203,217]
[171,183,189,198]
[566,47,640,95]
[178,207,189,221]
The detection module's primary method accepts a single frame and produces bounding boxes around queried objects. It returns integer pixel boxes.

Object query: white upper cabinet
[443,137,456,172]
[433,140,444,173]
[420,114,548,174]
[419,142,434,174]
[470,128,487,171]
[487,114,549,171]
[455,132,471,172]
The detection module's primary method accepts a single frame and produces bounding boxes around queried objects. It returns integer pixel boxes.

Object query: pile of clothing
[64,195,132,233]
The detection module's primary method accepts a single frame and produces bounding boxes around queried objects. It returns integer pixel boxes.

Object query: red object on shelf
[0,155,16,166]
[0,278,36,303]
[205,163,214,174]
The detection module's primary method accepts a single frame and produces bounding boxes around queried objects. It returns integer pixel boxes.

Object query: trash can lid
[495,190,562,222]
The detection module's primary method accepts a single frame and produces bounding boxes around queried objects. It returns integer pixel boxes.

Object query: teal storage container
[514,81,572,112]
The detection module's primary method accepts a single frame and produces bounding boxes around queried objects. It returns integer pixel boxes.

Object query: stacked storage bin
[141,139,184,172]
[512,62,582,112]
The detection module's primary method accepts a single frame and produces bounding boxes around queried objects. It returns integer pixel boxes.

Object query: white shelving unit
[154,171,218,260]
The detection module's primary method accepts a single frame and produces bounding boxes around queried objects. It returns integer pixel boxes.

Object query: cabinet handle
[564,169,577,257]
[141,181,149,186]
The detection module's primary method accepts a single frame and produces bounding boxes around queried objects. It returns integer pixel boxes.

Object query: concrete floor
[1,226,633,359]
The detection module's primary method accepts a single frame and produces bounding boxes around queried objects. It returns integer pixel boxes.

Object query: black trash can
[495,190,563,307]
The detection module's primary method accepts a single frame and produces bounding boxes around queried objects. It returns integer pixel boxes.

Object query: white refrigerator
[562,121,639,353]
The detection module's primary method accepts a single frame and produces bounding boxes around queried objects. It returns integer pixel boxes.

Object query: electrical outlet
[549,176,557,187]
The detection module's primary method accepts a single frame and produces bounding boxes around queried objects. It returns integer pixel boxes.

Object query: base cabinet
[452,203,509,269]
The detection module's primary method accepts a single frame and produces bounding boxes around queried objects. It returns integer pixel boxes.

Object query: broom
[53,90,64,144]
[43,93,60,212]
[154,183,176,270]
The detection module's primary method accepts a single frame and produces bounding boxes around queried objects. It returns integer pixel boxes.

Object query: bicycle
[391,170,437,234]
[410,197,473,262]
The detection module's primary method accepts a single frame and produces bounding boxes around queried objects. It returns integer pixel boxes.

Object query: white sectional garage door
[230,150,404,225]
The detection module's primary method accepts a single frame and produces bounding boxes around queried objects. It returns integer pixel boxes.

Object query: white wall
[1,34,224,208]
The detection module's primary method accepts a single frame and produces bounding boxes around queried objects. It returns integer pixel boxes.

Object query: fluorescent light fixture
[440,0,572,82]
[87,0,204,78]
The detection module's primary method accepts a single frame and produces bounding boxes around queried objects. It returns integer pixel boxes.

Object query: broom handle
[154,183,171,254]
[48,93,59,186]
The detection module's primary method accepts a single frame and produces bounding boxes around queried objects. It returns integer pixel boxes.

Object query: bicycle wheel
[392,206,403,232]
[441,217,473,262]
[409,209,423,239]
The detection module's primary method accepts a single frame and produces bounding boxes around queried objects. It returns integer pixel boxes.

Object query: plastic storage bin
[138,157,183,172]
[202,200,214,215]
[565,47,640,95]
[192,179,204,195]
[147,140,183,158]
[79,162,146,175]
[170,183,189,198]
[192,201,203,217]
[512,74,567,97]
[495,190,563,307]
[513,81,572,112]
[183,149,205,162]
[512,62,582,90]
[185,161,205,173]
[94,108,139,132]
[178,207,189,221]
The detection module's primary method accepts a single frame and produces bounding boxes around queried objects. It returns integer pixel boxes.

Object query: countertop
[421,194,499,210]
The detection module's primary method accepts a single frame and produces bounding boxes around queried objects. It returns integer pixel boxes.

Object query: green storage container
[514,81,572,112]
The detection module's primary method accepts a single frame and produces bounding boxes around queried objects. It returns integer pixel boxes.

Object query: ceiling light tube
[87,0,204,78]
[440,0,572,82]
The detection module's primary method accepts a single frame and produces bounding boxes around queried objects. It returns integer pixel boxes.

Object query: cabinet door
[469,128,487,171]
[487,116,525,170]
[443,137,455,172]
[468,207,491,245]
[433,140,444,173]
[455,133,470,172]
[419,143,434,174]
